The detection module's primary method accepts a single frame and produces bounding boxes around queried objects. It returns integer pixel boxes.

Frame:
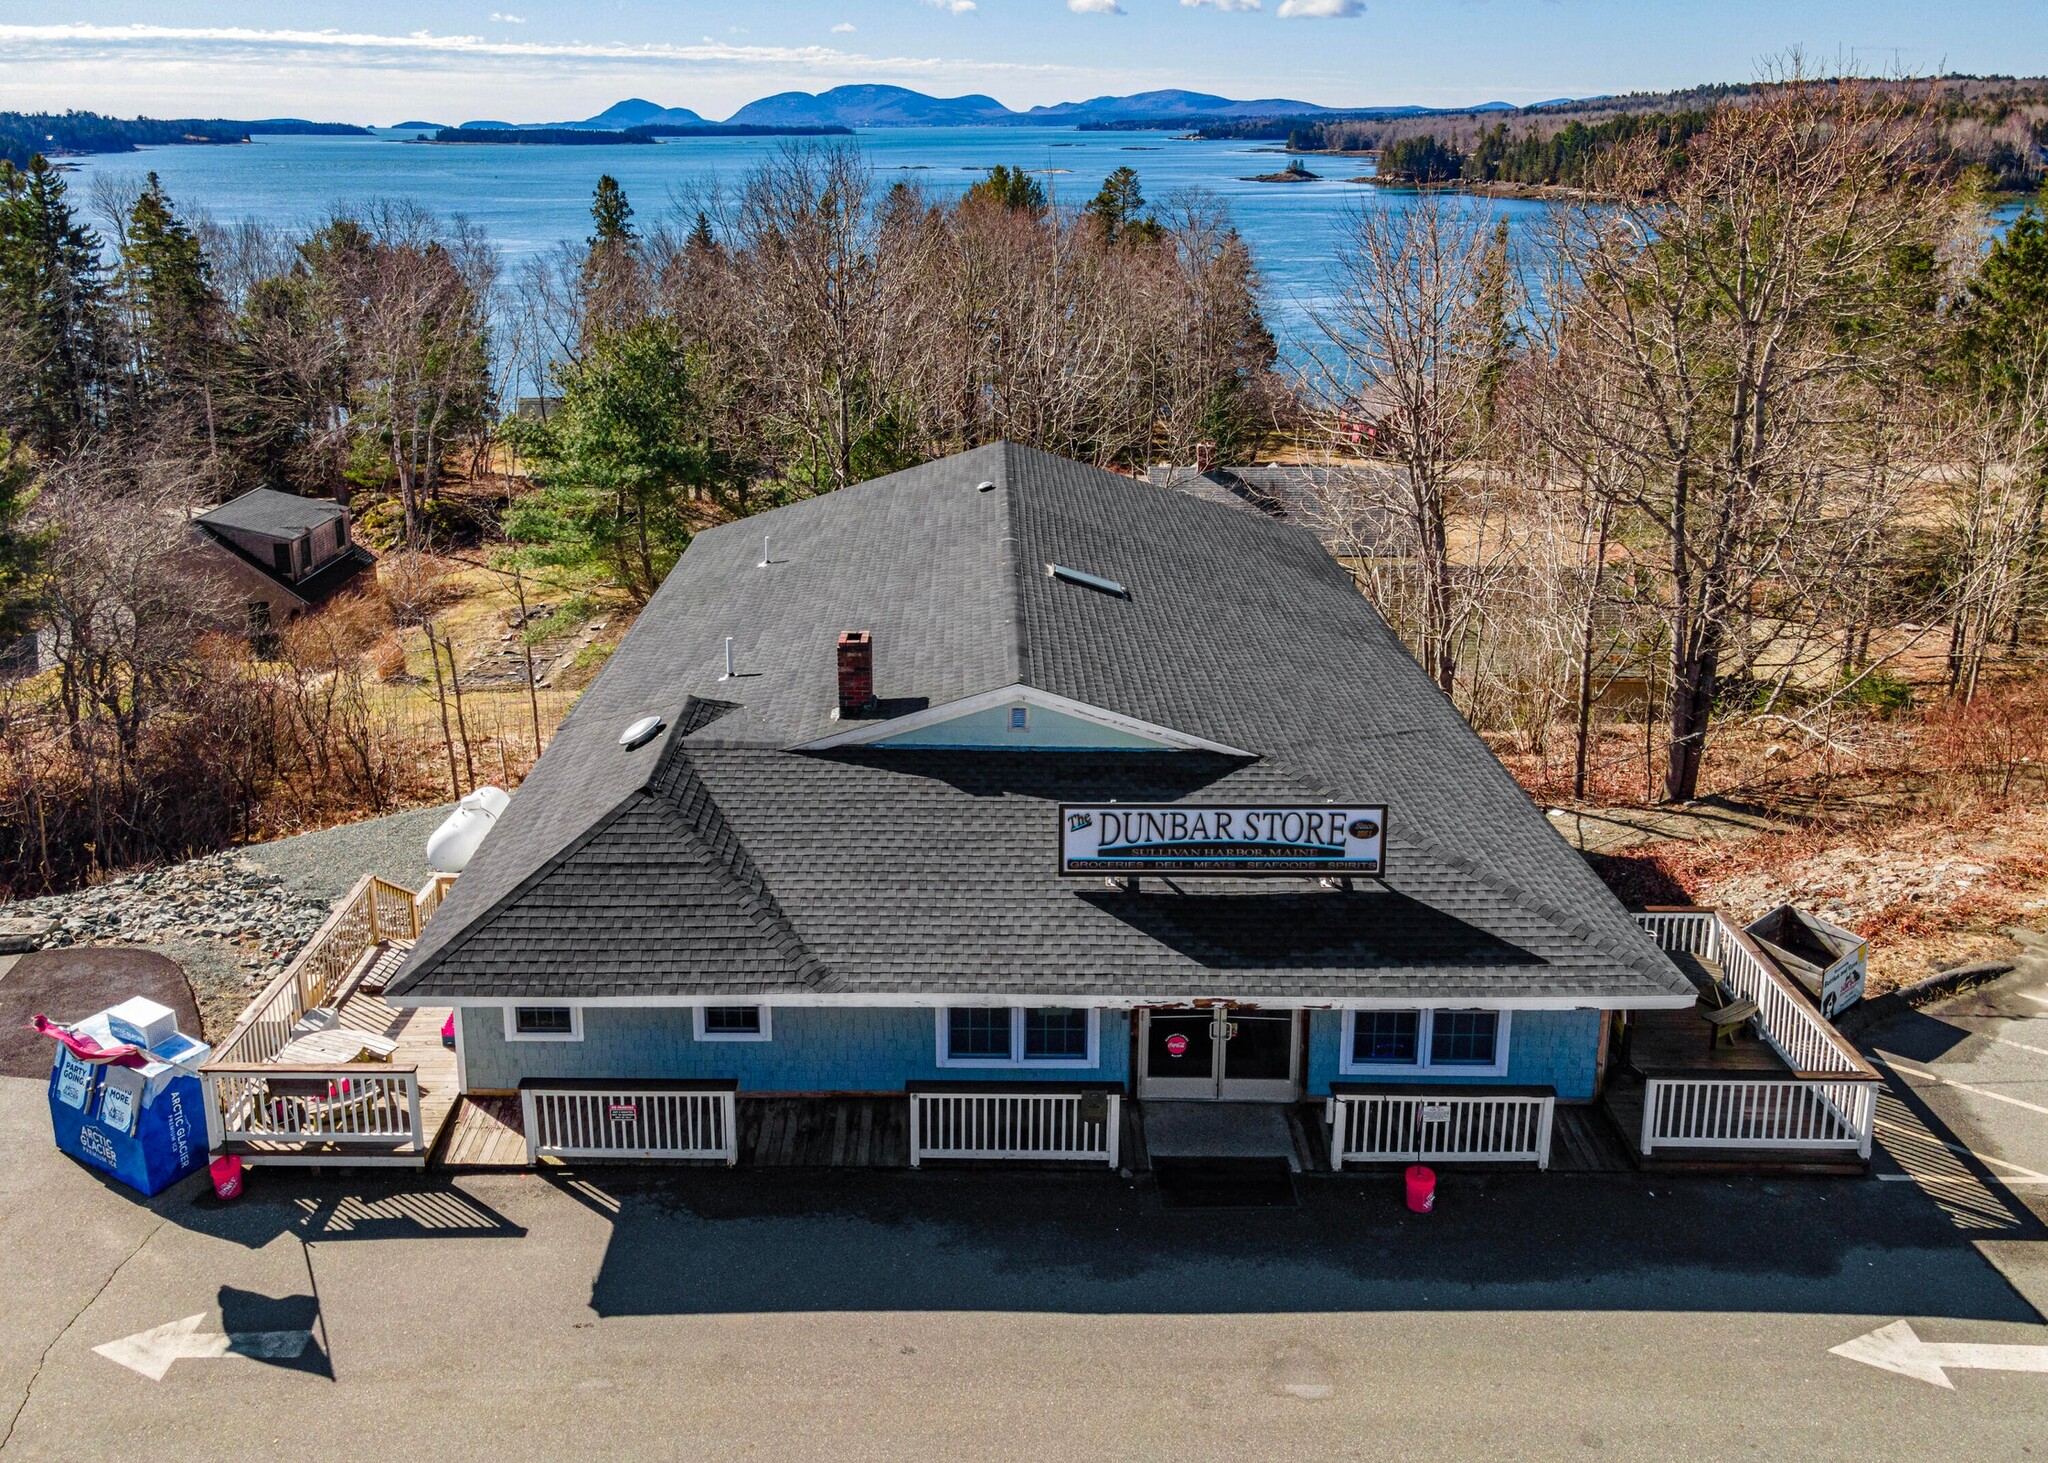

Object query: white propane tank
[426,786,510,873]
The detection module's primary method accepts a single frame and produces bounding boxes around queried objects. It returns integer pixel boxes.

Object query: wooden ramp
[1548,1103,1637,1173]
[741,1096,909,1167]
[438,1095,530,1168]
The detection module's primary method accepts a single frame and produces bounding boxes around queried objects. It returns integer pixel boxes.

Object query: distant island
[1243,159,1321,183]
[0,111,369,168]
[391,121,447,131]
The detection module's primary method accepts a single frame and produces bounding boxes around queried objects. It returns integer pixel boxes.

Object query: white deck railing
[1633,908,1879,1158]
[1326,1087,1555,1169]
[908,1086,1121,1168]
[208,1064,422,1148]
[521,1083,738,1164]
[1633,908,1871,1078]
[1639,1076,1875,1154]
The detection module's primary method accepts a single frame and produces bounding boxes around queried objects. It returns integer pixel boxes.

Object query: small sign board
[608,1103,638,1123]
[1059,804,1386,877]
[98,1070,142,1136]
[1419,1103,1452,1124]
[55,1050,93,1110]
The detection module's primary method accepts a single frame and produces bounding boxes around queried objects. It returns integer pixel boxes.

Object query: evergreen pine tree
[580,175,643,343]
[117,172,223,431]
[589,174,635,245]
[1085,166,1148,242]
[0,156,108,456]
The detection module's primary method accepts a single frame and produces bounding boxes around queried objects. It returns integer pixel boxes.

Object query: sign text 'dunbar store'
[1059,804,1386,876]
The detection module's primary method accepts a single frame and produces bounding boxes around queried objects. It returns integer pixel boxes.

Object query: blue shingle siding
[463,1004,1132,1093]
[1304,1008,1603,1100]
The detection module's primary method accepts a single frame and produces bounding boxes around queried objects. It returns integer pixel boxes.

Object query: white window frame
[935,1007,1100,1069]
[693,1004,773,1042]
[504,1004,583,1042]
[1340,1009,1510,1078]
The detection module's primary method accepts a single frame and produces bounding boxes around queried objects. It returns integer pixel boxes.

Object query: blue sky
[1,2,2040,123]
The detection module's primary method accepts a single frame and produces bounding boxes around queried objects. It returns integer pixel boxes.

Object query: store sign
[1059,803,1386,877]
[1165,1033,1189,1057]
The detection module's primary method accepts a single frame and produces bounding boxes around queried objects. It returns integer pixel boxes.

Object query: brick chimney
[836,630,874,716]
[1194,441,1216,475]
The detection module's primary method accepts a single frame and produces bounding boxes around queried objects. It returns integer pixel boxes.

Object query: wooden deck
[1624,1003,1792,1078]
[224,981,460,1167]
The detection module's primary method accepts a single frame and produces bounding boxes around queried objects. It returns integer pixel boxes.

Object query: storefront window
[940,1008,1099,1067]
[1024,1008,1089,1060]
[1430,1011,1501,1066]
[1353,1011,1420,1065]
[947,1008,1012,1060]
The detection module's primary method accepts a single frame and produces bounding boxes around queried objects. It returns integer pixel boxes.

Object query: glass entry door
[1140,1009,1300,1101]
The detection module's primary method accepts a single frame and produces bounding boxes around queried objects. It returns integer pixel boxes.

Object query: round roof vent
[977,480,996,492]
[619,714,665,749]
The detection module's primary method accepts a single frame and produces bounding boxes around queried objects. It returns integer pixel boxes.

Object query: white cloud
[488,12,525,23]
[1069,0,1125,10]
[1277,0,1363,14]
[832,22,856,32]
[1181,0,1261,9]
[924,0,977,11]
[0,21,1133,121]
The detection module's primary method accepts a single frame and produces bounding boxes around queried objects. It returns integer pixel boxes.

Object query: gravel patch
[0,803,454,1040]
[240,804,450,905]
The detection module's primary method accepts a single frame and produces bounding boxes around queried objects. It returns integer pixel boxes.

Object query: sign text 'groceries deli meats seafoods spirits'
[1058,804,1386,876]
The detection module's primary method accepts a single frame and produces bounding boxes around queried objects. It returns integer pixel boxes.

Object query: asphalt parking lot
[2,972,2046,1462]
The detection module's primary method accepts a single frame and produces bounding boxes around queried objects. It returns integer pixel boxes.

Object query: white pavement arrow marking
[1831,1320,2048,1389]
[93,1313,313,1382]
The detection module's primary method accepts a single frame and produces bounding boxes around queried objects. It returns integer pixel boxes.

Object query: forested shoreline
[0,76,2044,905]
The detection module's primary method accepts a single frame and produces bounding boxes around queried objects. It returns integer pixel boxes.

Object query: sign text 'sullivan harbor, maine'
[1058,804,1387,876]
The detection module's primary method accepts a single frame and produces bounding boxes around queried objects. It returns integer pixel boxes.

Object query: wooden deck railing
[414,872,457,928]
[1633,908,1878,1158]
[1327,1084,1555,1169]
[907,1083,1122,1168]
[520,1080,739,1163]
[208,1064,423,1148]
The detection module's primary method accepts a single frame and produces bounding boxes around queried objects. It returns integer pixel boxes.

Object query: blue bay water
[64,126,1559,351]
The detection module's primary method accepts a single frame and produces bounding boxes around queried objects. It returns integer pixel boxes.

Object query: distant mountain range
[453,87,1532,132]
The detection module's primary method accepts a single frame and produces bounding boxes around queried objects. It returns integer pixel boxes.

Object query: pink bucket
[1404,1164,1435,1214]
[209,1154,243,1201]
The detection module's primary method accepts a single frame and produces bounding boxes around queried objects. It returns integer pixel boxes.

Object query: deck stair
[199,874,457,1168]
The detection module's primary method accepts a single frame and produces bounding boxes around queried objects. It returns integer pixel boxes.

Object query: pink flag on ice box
[29,1014,148,1068]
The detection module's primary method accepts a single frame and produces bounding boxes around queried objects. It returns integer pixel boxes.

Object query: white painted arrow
[1832,1320,2048,1389]
[94,1313,313,1382]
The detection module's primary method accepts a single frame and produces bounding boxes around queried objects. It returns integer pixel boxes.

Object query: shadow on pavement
[218,1285,332,1379]
[557,1159,2046,1323]
[164,1170,528,1248]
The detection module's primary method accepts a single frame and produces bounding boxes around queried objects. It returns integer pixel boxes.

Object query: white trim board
[430,992,1690,1012]
[793,683,1255,756]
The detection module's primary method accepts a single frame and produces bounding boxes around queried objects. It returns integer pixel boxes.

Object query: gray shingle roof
[389,443,1690,1007]
[196,488,346,539]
